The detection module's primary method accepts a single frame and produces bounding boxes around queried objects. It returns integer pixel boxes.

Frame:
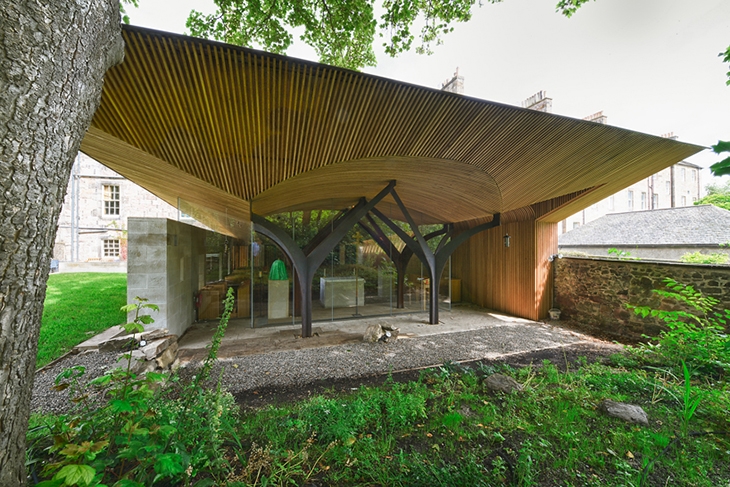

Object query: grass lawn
[38,272,127,368]
[230,358,730,486]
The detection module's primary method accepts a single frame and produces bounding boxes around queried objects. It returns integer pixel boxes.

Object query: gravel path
[31,321,618,415]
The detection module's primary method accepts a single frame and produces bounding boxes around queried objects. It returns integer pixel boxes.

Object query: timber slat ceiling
[81,25,704,234]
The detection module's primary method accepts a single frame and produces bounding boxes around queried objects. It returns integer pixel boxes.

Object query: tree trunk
[0,1,123,484]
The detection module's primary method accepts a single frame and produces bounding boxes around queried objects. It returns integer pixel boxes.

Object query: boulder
[155,342,179,370]
[363,324,383,343]
[598,399,648,425]
[135,328,169,342]
[380,325,400,343]
[363,324,400,343]
[116,350,154,375]
[485,374,523,393]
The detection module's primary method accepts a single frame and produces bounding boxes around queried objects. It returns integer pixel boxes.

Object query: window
[627,190,634,210]
[665,181,671,193]
[681,167,686,181]
[652,194,659,208]
[691,169,696,182]
[681,195,687,206]
[103,239,120,258]
[608,195,615,211]
[103,184,120,215]
[640,192,647,210]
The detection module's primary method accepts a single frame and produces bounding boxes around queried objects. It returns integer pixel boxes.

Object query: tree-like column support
[358,214,446,309]
[372,190,502,325]
[252,181,395,337]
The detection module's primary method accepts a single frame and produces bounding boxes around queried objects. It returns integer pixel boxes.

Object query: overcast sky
[129,0,730,188]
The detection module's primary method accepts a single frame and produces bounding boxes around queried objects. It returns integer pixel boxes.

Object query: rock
[380,325,400,343]
[598,399,648,425]
[115,350,154,375]
[140,336,177,361]
[135,328,169,342]
[363,324,383,343]
[485,374,523,393]
[74,325,127,351]
[99,335,138,352]
[155,342,179,369]
[363,324,400,343]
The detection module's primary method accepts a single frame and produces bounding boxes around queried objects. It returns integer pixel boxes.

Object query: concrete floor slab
[177,304,580,363]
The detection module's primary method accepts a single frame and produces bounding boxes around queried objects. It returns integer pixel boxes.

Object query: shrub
[28,290,240,486]
[680,251,729,265]
[627,278,730,377]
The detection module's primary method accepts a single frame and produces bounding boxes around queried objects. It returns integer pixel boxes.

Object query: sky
[129,0,730,190]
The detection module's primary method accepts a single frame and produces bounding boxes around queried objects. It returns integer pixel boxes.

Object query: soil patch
[233,341,619,409]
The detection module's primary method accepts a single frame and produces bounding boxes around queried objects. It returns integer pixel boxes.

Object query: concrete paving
[177,303,604,363]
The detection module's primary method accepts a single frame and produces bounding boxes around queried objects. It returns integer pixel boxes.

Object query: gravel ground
[31,321,617,415]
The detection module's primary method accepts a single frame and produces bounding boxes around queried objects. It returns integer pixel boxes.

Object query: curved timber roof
[80,25,704,239]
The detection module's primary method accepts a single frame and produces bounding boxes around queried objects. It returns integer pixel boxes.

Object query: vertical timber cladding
[452,218,558,321]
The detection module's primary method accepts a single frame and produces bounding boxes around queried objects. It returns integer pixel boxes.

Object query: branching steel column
[373,189,502,324]
[359,215,446,309]
[252,181,395,337]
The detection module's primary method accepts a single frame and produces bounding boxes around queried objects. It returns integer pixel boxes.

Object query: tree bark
[0,1,123,484]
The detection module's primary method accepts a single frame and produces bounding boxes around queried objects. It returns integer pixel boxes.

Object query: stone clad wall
[554,256,730,342]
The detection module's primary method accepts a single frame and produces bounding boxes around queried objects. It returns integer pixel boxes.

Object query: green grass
[38,272,127,368]
[229,359,730,487]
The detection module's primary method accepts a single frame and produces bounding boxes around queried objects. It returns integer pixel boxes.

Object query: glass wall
[193,210,454,326]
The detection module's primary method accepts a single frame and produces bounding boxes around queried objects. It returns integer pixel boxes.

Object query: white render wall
[560,162,701,234]
[127,218,207,336]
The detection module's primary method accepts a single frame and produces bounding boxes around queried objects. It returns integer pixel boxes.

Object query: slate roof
[559,205,730,246]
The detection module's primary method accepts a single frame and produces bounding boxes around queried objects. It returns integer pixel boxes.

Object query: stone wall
[55,153,192,263]
[559,245,730,262]
[554,256,730,342]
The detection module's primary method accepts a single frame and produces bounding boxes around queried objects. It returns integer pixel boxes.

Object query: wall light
[503,234,511,248]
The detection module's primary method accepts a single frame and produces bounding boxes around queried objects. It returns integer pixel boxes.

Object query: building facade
[559,159,702,234]
[54,153,190,270]
[521,93,701,234]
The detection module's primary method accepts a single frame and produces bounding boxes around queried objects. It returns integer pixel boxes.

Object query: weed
[28,290,240,486]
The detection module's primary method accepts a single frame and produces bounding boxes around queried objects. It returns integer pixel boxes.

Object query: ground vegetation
[38,273,127,368]
[27,279,730,486]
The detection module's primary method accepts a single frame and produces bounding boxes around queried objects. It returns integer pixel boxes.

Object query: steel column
[252,181,395,337]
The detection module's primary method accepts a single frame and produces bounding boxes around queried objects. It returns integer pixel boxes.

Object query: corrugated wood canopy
[81,25,704,238]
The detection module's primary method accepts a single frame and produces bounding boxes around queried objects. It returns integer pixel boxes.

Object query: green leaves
[720,44,730,86]
[153,453,186,481]
[555,0,595,18]
[54,464,96,486]
[710,140,730,177]
[186,0,484,69]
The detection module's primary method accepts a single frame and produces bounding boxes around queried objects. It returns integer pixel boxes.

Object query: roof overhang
[81,25,705,237]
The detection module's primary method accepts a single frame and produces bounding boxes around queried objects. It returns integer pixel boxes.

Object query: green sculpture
[268,259,288,280]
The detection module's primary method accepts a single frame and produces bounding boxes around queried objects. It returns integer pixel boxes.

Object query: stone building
[54,152,192,272]
[558,205,730,261]
[560,158,702,234]
[522,92,701,234]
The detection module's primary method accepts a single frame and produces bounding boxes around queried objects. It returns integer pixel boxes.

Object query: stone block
[155,342,179,369]
[485,374,523,394]
[99,335,138,352]
[75,325,127,352]
[140,336,177,361]
[599,399,648,425]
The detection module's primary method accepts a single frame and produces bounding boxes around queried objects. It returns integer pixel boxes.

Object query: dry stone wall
[554,256,730,342]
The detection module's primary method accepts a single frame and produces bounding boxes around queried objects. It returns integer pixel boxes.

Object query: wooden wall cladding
[452,219,558,321]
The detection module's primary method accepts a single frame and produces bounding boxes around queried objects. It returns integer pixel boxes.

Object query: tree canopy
[185,0,588,70]
[695,179,730,211]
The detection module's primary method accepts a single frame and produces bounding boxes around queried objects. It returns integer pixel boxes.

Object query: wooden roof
[80,25,704,238]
